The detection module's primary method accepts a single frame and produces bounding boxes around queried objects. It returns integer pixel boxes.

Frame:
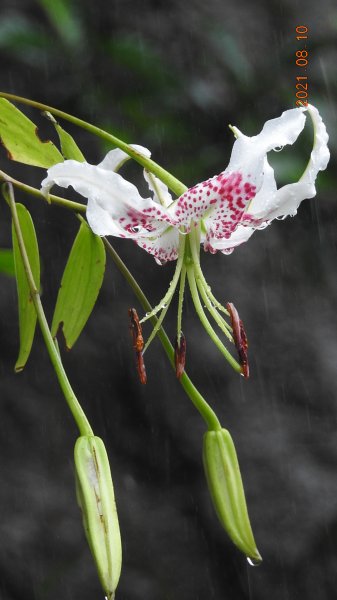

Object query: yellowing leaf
[51,221,106,349]
[12,204,40,371]
[0,98,63,167]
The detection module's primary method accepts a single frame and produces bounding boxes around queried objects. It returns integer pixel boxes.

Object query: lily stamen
[140,234,185,325]
[195,276,234,343]
[186,265,242,373]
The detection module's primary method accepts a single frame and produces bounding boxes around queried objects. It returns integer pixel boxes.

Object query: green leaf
[0,249,15,277]
[51,221,106,349]
[45,112,85,161]
[0,98,63,167]
[37,0,84,47]
[12,204,40,372]
[54,121,86,161]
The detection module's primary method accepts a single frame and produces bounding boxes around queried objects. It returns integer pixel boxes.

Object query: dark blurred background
[0,0,336,599]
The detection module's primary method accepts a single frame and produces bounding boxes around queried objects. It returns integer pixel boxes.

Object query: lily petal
[171,107,307,244]
[244,104,330,224]
[205,223,257,255]
[227,106,306,181]
[135,225,180,264]
[98,144,151,172]
[41,160,176,239]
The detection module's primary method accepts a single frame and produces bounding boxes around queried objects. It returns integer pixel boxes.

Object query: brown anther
[174,332,186,379]
[226,302,249,378]
[136,351,147,385]
[128,308,144,352]
[128,308,147,384]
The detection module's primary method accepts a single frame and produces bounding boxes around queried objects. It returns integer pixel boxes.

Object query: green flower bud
[74,435,122,599]
[203,428,262,564]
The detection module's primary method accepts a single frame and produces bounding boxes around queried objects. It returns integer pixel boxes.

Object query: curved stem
[0,92,188,198]
[4,183,93,437]
[103,238,221,431]
[187,264,241,374]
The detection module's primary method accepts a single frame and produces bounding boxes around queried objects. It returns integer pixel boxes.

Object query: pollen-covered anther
[174,332,186,379]
[226,302,249,378]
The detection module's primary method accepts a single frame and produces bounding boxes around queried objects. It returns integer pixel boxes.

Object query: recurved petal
[41,160,176,238]
[98,144,151,172]
[171,108,307,242]
[245,104,329,224]
[227,107,306,184]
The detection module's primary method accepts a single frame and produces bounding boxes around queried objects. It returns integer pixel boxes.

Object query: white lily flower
[41,105,329,261]
[41,105,329,378]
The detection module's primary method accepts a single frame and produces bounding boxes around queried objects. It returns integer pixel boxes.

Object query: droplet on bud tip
[247,555,262,567]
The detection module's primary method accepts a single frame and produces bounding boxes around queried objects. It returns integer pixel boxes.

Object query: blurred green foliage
[0,248,15,276]
[0,0,334,189]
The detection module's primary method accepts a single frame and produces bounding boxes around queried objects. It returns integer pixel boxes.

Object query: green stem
[0,92,188,198]
[4,183,93,436]
[103,238,221,431]
[177,264,187,345]
[187,264,242,374]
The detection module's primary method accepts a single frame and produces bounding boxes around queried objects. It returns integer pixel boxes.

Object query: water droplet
[247,556,262,567]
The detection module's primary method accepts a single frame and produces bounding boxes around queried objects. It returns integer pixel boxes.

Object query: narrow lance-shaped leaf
[51,221,106,349]
[12,203,40,372]
[0,98,63,167]
[44,111,86,161]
